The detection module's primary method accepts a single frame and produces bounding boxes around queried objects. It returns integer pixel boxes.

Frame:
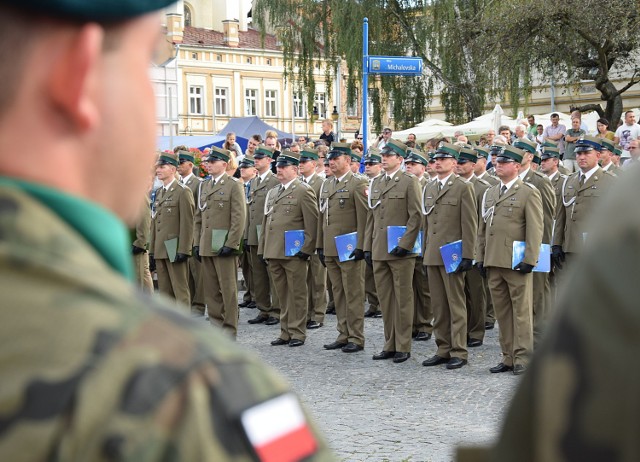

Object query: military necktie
[500,185,507,197]
[385,175,391,184]
[437,182,443,193]
[256,176,262,186]
[579,174,585,187]
[245,182,251,201]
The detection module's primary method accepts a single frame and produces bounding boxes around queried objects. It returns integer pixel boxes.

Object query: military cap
[323,156,331,166]
[327,142,352,160]
[156,152,178,167]
[541,139,558,148]
[495,145,524,163]
[381,139,408,158]
[206,146,231,163]
[513,137,537,154]
[427,151,436,162]
[239,155,255,168]
[532,150,542,165]
[405,149,429,166]
[300,147,319,162]
[178,150,195,164]
[275,150,301,167]
[613,145,623,156]
[13,0,177,23]
[350,150,363,163]
[540,146,560,160]
[458,146,478,163]
[488,144,505,158]
[434,141,460,160]
[254,145,275,159]
[474,145,490,159]
[364,149,382,164]
[574,134,602,153]
[599,138,615,152]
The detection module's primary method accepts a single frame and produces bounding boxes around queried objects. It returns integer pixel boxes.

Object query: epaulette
[603,170,617,178]
[177,182,188,189]
[476,177,491,187]
[299,181,311,188]
[230,176,239,182]
[402,171,416,178]
[523,182,538,190]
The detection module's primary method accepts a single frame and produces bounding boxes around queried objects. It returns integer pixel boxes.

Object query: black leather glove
[132,245,146,255]
[390,246,409,257]
[174,253,189,264]
[192,246,201,262]
[258,254,268,266]
[551,245,565,270]
[317,249,326,267]
[218,246,235,257]
[243,239,248,249]
[149,255,156,272]
[454,258,474,274]
[514,262,534,274]
[364,251,373,267]
[294,251,310,261]
[350,248,365,261]
[475,261,486,278]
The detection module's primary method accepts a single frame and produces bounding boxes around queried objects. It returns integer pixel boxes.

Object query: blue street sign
[368,56,423,76]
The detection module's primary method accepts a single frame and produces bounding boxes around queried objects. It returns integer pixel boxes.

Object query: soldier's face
[277,164,298,182]
[540,158,557,174]
[155,164,176,182]
[473,158,486,174]
[434,157,456,175]
[207,159,227,176]
[405,162,424,177]
[455,160,474,177]
[576,149,600,172]
[299,159,316,176]
[177,161,192,177]
[330,154,349,175]
[381,153,401,172]
[240,166,257,181]
[495,160,519,180]
[254,156,271,173]
[365,163,381,177]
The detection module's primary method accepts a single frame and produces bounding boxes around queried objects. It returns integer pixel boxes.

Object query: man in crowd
[614,110,640,161]
[319,119,335,145]
[374,127,393,149]
[543,113,567,159]
[563,117,585,173]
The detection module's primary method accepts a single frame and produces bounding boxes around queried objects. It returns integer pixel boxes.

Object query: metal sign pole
[362,17,369,153]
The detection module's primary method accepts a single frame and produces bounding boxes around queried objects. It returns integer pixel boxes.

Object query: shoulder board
[568,171,580,179]
[476,178,490,186]
[603,170,617,178]
[523,182,538,190]
[402,171,416,178]
[533,170,548,179]
[299,181,310,188]
[230,177,239,182]
[177,182,188,189]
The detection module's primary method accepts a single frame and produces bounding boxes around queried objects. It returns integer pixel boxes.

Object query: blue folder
[439,240,463,274]
[284,230,305,257]
[335,232,358,262]
[512,241,550,273]
[387,226,422,255]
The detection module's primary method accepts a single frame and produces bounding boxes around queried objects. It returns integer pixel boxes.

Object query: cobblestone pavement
[212,295,519,462]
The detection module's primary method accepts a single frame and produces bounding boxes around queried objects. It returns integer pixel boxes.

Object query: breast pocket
[387,192,406,200]
[498,201,520,217]
[210,194,230,209]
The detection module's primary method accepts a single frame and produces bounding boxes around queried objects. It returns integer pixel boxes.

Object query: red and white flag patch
[241,393,317,462]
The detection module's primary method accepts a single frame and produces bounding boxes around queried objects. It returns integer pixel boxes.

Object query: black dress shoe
[513,364,526,376]
[392,352,411,363]
[485,322,495,330]
[264,316,280,325]
[238,300,251,308]
[306,320,323,329]
[248,314,268,324]
[467,338,483,347]
[325,307,336,315]
[289,339,304,347]
[247,301,257,308]
[364,310,377,318]
[323,341,348,350]
[341,342,363,353]
[422,355,449,367]
[414,332,432,341]
[490,363,513,373]
[372,350,395,360]
[373,311,383,318]
[270,338,289,346]
[446,357,468,369]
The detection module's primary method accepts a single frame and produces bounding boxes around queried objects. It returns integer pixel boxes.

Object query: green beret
[178,150,195,164]
[513,137,537,154]
[495,145,524,164]
[458,146,478,163]
[156,152,178,167]
[599,138,615,152]
[434,141,460,160]
[14,0,177,23]
[405,148,428,166]
[275,150,301,166]
[206,146,231,163]
[381,139,408,158]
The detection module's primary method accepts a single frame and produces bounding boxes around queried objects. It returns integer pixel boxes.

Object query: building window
[192,52,198,60]
[189,86,204,115]
[293,92,306,119]
[264,90,278,118]
[266,58,272,66]
[217,54,222,62]
[215,87,228,116]
[347,88,359,117]
[245,89,258,116]
[314,92,326,119]
[246,57,252,64]
[184,3,193,27]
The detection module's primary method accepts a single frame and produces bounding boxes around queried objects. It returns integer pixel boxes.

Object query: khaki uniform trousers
[364,262,379,312]
[240,247,254,303]
[201,255,239,336]
[487,267,534,367]
[532,271,550,343]
[373,259,415,353]
[326,275,335,309]
[133,252,154,293]
[307,254,327,323]
[249,245,280,319]
[465,266,487,341]
[269,258,309,342]
[485,280,495,325]
[188,256,206,314]
[412,258,433,335]
[156,258,190,310]
[427,266,468,360]
[325,257,365,346]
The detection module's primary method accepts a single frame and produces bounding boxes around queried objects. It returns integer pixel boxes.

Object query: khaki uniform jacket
[182,174,202,245]
[552,168,616,253]
[602,162,621,176]
[364,171,422,261]
[133,198,151,250]
[469,175,491,224]
[549,171,567,220]
[247,171,280,246]
[304,172,323,198]
[520,168,556,243]
[422,175,477,265]
[477,178,543,268]
[150,181,195,258]
[477,171,499,186]
[258,179,318,259]
[194,173,246,257]
[317,171,369,256]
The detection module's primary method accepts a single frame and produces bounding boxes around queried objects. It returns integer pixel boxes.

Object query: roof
[182,26,281,51]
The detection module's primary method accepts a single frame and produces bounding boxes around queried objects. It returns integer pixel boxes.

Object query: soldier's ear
[47,24,103,132]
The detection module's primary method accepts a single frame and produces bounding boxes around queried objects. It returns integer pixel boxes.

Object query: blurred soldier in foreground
[0,2,330,460]
[457,167,640,462]
[363,150,383,318]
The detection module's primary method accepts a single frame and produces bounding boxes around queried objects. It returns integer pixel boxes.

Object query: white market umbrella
[492,104,505,134]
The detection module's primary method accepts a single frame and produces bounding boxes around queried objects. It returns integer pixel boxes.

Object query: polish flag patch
[241,393,317,462]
